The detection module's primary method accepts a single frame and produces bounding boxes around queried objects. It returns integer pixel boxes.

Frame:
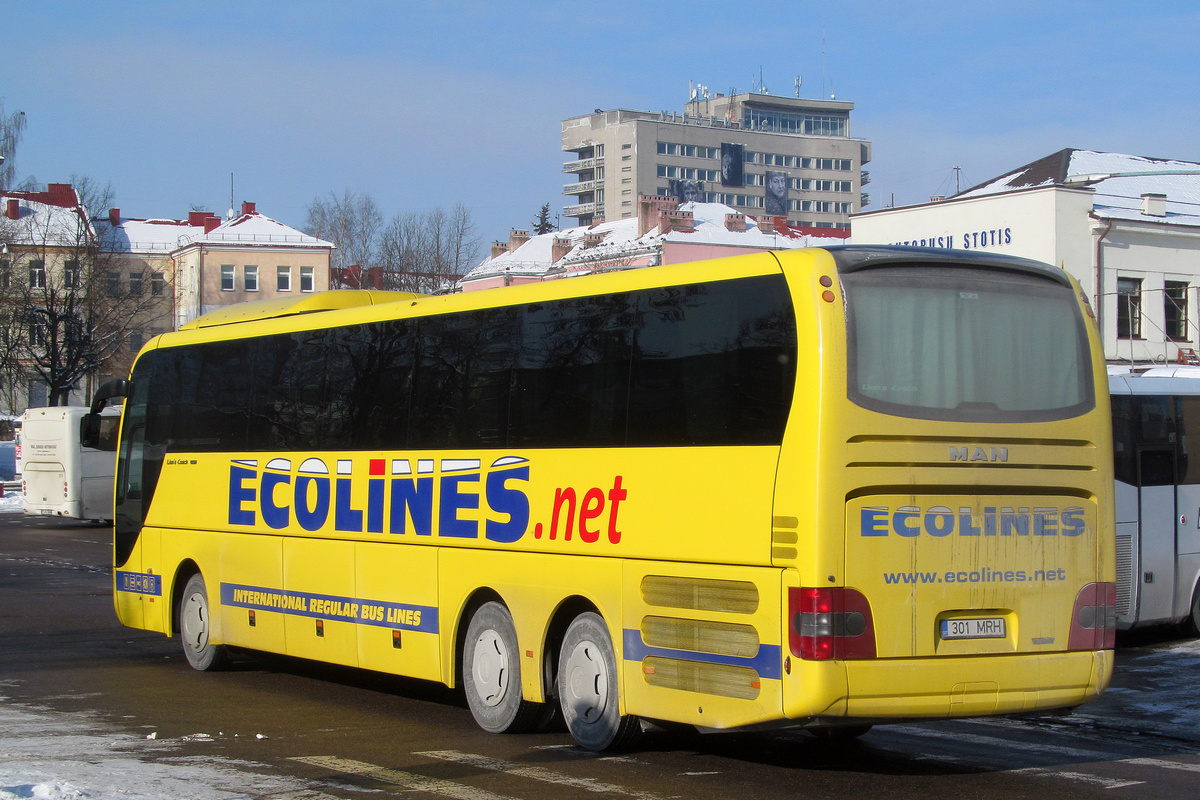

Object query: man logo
[950,446,1008,463]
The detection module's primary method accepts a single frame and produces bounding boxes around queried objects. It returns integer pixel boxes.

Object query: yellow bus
[89,246,1115,750]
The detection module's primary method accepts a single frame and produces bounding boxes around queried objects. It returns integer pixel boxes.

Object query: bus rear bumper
[822,649,1114,719]
[781,649,1112,721]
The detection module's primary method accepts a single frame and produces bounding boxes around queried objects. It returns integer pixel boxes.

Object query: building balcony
[860,170,871,185]
[563,157,603,174]
[563,202,600,218]
[564,180,599,196]
[861,193,871,207]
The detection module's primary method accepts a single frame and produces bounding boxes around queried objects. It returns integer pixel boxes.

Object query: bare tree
[0,103,27,191]
[7,179,162,405]
[305,189,383,286]
[377,204,481,293]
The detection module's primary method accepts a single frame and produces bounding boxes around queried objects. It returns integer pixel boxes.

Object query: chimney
[490,241,510,259]
[46,183,76,207]
[5,199,18,220]
[638,194,677,236]
[724,213,746,232]
[1142,192,1167,217]
[509,229,530,250]
[551,236,573,263]
[757,215,786,234]
[583,232,604,248]
[204,216,221,234]
[108,208,120,227]
[659,209,695,234]
[188,211,208,227]
[241,201,256,216]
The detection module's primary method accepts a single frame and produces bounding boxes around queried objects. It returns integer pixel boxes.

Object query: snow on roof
[192,211,332,248]
[0,190,90,248]
[955,148,1200,226]
[461,202,846,283]
[95,217,208,254]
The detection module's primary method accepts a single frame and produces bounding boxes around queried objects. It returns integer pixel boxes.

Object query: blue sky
[6,1,1199,254]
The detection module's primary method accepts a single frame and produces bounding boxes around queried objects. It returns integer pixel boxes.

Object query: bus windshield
[843,264,1094,423]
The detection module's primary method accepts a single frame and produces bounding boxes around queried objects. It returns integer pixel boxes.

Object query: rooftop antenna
[795,75,802,98]
[228,173,235,219]
[759,66,769,94]
[954,166,962,194]
[821,24,828,100]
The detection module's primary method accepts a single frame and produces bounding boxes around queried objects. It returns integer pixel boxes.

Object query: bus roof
[179,290,423,330]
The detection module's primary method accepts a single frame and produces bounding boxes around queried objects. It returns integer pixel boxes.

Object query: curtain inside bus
[843,265,1094,423]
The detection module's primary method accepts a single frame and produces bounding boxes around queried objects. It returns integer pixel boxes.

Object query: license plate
[38,509,52,515]
[940,617,1006,639]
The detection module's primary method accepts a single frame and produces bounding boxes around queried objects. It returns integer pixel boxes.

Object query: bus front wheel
[179,573,229,671]
[557,612,640,751]
[463,601,544,733]
[1187,584,1200,637]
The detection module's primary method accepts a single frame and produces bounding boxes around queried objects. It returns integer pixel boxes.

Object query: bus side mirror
[80,414,103,449]
[89,379,131,414]
[83,379,131,449]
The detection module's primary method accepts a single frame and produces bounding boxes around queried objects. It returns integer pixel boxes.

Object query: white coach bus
[1109,369,1200,633]
[21,405,120,522]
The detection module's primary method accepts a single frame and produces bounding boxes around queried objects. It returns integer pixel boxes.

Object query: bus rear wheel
[557,612,640,751]
[463,601,544,733]
[179,573,229,671]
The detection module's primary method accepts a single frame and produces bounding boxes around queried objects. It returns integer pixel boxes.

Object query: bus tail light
[1068,582,1116,650]
[788,587,876,660]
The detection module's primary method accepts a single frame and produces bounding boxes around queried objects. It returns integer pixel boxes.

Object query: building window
[1117,277,1142,339]
[63,260,80,289]
[300,266,314,292]
[1166,280,1189,341]
[129,329,144,352]
[221,264,235,291]
[277,266,291,292]
[29,322,45,347]
[129,272,143,296]
[244,265,258,291]
[151,272,165,297]
[0,259,9,289]
[106,272,120,296]
[29,259,45,289]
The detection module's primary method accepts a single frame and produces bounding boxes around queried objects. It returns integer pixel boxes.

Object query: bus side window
[1176,395,1200,484]
[1111,395,1138,485]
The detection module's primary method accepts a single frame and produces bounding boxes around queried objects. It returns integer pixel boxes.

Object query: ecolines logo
[227,456,531,543]
[860,505,1087,537]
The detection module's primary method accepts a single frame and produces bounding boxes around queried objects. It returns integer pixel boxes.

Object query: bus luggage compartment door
[847,494,1101,658]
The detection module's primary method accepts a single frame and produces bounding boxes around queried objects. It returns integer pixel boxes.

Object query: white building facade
[851,149,1200,366]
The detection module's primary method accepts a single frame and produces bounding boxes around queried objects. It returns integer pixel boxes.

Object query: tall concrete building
[562,91,871,229]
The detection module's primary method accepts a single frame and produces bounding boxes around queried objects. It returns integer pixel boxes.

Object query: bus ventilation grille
[1115,534,1133,617]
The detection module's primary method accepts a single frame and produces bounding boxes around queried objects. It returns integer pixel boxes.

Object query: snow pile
[0,701,313,800]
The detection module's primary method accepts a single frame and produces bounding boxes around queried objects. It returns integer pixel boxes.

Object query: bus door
[1172,396,1200,620]
[1136,442,1177,624]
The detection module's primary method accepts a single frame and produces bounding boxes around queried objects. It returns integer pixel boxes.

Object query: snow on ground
[0,492,23,513]
[0,697,324,800]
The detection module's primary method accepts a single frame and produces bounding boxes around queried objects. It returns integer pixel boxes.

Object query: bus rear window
[842,265,1094,423]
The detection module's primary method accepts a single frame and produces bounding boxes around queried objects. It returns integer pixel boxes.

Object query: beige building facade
[562,92,871,230]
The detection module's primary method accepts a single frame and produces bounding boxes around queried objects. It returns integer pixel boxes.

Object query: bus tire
[179,573,229,671]
[463,602,544,733]
[557,612,640,751]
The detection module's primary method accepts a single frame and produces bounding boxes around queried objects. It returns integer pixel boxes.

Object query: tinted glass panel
[844,265,1094,422]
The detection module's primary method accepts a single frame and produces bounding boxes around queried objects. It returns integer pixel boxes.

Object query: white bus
[1109,372,1200,633]
[21,405,120,522]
